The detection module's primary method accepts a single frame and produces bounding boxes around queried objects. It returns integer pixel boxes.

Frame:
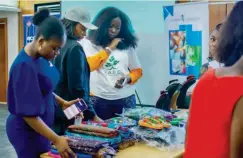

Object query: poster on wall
[23,13,60,46]
[163,3,209,78]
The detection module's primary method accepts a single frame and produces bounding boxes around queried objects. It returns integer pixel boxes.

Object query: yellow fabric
[87,50,109,72]
[129,68,143,85]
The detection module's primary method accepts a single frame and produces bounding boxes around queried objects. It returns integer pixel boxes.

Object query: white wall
[0,0,17,7]
[0,11,18,71]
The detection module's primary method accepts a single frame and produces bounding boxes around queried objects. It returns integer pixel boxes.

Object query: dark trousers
[90,95,136,120]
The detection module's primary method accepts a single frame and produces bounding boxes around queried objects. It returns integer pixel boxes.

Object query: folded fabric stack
[67,124,136,152]
[65,131,122,146]
[50,135,116,158]
[68,124,119,138]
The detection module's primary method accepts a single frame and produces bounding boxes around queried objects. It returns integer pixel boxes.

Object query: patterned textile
[52,135,116,157]
[68,124,118,138]
[65,131,122,145]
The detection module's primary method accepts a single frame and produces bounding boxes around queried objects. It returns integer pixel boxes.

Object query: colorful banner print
[164,3,209,78]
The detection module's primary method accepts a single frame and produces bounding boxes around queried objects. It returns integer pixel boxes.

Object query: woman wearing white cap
[52,8,122,135]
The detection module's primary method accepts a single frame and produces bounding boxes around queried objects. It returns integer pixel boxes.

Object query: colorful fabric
[106,117,137,128]
[65,135,116,157]
[49,148,92,158]
[65,131,122,146]
[65,135,108,153]
[117,126,135,140]
[68,124,118,137]
[69,129,115,138]
[123,107,172,121]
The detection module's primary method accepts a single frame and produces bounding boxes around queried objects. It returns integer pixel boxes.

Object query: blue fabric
[65,131,122,145]
[6,49,60,158]
[90,95,136,120]
[51,148,92,158]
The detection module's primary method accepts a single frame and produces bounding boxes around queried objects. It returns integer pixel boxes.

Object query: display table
[40,143,183,158]
[116,143,183,158]
[40,109,187,158]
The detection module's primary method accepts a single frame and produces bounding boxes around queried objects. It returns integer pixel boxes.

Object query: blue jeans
[90,95,136,120]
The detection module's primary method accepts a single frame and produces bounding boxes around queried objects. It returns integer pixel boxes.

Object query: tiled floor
[0,105,17,158]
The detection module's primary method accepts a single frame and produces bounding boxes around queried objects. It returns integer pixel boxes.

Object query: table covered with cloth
[40,109,187,158]
[40,143,183,158]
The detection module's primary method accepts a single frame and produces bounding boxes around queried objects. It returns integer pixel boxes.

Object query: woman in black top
[52,8,103,135]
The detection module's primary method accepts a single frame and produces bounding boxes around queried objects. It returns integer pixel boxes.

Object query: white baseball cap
[64,7,98,30]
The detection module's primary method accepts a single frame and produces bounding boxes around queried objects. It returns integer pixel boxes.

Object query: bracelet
[105,47,112,53]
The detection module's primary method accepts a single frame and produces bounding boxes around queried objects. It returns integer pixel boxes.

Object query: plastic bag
[130,125,185,151]
[105,117,137,128]
[123,107,173,121]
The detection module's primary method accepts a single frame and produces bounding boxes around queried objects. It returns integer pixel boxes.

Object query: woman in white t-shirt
[80,7,143,120]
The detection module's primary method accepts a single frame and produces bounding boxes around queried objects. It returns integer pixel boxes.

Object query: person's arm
[87,50,110,72]
[128,49,143,84]
[53,93,66,109]
[66,45,96,120]
[230,97,243,158]
[128,68,143,84]
[24,117,76,157]
[24,117,59,142]
[84,38,122,72]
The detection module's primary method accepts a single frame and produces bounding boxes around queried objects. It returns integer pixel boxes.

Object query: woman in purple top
[6,9,78,158]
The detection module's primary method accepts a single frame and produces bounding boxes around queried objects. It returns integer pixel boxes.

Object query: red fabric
[184,69,243,158]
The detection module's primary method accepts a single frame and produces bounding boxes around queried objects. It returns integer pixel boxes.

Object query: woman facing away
[80,7,143,120]
[199,23,223,78]
[182,2,243,158]
[6,9,78,158]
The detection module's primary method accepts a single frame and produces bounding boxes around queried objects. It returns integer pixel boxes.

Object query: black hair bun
[32,8,50,26]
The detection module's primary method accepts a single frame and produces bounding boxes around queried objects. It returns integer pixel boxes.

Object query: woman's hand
[62,98,80,110]
[53,136,76,158]
[115,76,131,89]
[108,38,123,50]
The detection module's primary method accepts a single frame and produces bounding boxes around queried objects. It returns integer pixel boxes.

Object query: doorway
[0,18,8,103]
